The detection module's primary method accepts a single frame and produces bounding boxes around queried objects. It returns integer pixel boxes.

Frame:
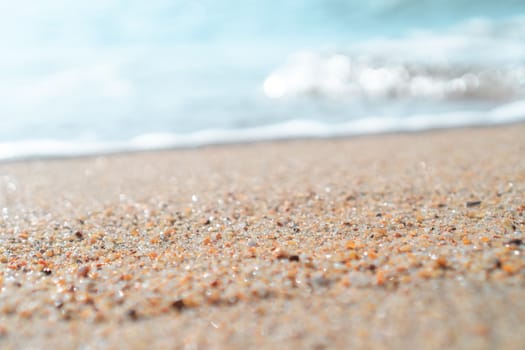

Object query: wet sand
[0,124,524,349]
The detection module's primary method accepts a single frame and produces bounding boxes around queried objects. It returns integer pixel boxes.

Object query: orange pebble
[376,270,385,286]
[345,240,356,249]
[502,264,519,274]
[120,274,133,281]
[436,256,448,269]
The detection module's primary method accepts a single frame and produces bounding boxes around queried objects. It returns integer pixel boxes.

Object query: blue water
[1,1,525,160]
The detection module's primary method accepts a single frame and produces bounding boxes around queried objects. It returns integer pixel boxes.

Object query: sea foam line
[1,99,525,162]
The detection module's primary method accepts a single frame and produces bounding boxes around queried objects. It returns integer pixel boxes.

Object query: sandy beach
[0,124,524,349]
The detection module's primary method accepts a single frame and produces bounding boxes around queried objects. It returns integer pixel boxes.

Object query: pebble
[466,200,482,208]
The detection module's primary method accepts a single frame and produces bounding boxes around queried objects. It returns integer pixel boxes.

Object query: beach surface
[0,124,524,349]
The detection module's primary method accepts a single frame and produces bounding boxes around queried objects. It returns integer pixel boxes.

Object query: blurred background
[1,0,525,159]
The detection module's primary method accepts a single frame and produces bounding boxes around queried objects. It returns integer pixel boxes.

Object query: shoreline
[0,123,524,349]
[2,120,525,165]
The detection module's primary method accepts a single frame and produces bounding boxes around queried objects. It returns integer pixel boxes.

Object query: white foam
[1,100,524,162]
[262,52,525,102]
[262,16,525,102]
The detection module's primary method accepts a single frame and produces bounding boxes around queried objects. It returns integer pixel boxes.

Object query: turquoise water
[1,1,525,159]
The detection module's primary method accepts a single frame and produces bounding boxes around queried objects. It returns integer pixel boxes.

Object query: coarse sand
[0,124,524,349]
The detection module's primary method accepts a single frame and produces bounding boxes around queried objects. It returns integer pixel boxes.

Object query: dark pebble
[495,259,502,269]
[466,200,482,208]
[127,309,139,321]
[42,268,52,276]
[172,299,186,311]
[507,239,523,246]
[288,255,300,262]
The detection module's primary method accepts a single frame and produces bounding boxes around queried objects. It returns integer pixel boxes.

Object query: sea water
[1,0,524,160]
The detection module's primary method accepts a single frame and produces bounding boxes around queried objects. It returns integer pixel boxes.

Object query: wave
[263,16,525,102]
[263,52,525,101]
[1,100,524,162]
